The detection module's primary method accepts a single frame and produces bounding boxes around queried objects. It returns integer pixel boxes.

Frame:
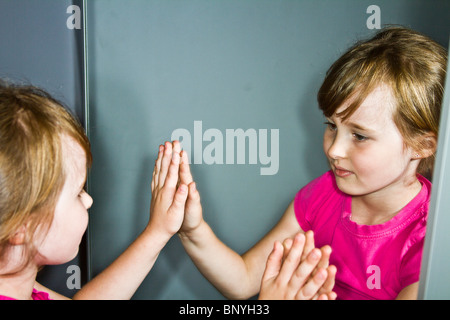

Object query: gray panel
[0,0,86,298]
[419,44,450,300]
[0,0,84,118]
[86,0,450,299]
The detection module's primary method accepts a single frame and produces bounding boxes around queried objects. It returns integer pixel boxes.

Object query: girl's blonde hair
[318,26,447,176]
[0,81,92,271]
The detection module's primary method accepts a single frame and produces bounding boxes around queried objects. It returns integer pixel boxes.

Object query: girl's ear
[413,132,437,159]
[8,225,27,246]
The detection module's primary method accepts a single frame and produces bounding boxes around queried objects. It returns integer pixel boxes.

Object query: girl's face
[35,135,93,265]
[323,85,418,198]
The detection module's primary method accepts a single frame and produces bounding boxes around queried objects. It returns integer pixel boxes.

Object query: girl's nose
[82,191,94,210]
[326,133,347,160]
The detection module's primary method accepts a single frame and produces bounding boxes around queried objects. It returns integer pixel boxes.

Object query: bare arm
[396,282,419,300]
[72,227,174,299]
[179,202,302,299]
[37,230,176,300]
[177,148,303,299]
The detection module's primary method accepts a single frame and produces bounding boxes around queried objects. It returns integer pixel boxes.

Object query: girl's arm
[179,202,302,299]
[177,149,332,299]
[73,141,188,299]
[396,282,419,300]
[72,226,178,299]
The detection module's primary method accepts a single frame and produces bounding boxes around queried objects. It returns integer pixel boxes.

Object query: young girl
[0,82,192,300]
[174,27,448,299]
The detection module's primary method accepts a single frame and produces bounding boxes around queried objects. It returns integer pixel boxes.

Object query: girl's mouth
[334,165,353,177]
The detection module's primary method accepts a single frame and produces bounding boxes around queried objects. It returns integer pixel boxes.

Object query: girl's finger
[289,247,322,292]
[152,145,164,191]
[277,233,306,285]
[167,183,189,217]
[158,141,172,188]
[296,267,328,300]
[162,148,181,193]
[317,245,332,271]
[321,265,337,295]
[261,241,284,282]
[301,230,315,262]
[180,149,194,185]
[172,140,182,154]
[282,238,293,262]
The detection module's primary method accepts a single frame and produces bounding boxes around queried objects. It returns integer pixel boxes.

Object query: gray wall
[0,0,86,297]
[86,0,450,299]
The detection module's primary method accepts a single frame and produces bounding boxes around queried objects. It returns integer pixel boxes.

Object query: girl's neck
[0,249,39,300]
[350,177,422,226]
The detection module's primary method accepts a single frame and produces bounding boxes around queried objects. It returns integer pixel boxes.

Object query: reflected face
[323,86,416,197]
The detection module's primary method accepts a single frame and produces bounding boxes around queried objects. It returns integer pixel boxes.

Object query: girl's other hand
[259,232,337,300]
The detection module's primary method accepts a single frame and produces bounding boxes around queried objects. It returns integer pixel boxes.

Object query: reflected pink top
[294,170,430,299]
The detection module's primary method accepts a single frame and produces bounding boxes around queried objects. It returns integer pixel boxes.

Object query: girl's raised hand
[148,141,189,239]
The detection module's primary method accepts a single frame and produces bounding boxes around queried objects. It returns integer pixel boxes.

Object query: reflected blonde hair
[318,26,447,176]
[0,81,92,271]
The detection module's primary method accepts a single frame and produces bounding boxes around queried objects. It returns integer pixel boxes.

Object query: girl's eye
[353,133,368,142]
[324,121,337,131]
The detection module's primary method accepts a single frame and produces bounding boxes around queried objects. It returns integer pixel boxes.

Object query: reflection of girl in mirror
[175,26,448,299]
[0,83,190,299]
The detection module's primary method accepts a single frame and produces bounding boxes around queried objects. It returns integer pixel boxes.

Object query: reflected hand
[178,147,204,235]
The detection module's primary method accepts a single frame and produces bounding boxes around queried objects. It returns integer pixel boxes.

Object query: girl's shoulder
[295,170,341,204]
[294,171,346,229]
